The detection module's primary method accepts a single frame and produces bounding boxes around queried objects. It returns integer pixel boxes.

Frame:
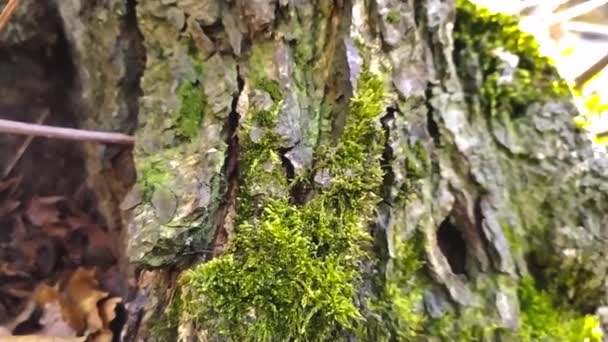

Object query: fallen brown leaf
[98,297,121,327]
[36,285,60,304]
[89,330,113,342]
[25,196,64,227]
[40,222,71,240]
[61,268,109,334]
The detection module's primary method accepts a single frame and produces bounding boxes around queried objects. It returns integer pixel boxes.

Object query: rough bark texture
[3,0,608,341]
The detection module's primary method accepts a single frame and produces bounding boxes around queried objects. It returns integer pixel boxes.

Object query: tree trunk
[3,0,608,341]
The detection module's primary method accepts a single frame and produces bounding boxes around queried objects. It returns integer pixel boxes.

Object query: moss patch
[175,81,206,140]
[180,68,386,341]
[518,276,603,342]
[386,9,401,24]
[255,78,282,103]
[405,141,431,179]
[173,41,207,140]
[454,0,570,118]
[137,153,172,201]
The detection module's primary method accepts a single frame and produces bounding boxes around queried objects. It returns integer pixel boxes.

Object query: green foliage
[518,276,603,342]
[175,81,206,140]
[573,91,608,138]
[454,0,570,118]
[180,68,387,341]
[583,92,608,116]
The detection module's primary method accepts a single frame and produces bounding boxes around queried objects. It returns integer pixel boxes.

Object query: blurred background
[472,0,608,145]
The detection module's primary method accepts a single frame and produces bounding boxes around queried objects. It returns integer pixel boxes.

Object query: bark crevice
[209,68,244,258]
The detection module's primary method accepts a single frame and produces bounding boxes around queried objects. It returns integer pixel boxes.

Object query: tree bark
[3,0,608,341]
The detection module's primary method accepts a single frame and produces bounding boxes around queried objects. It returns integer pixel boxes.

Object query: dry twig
[545,0,608,26]
[0,118,135,145]
[574,52,608,90]
[0,0,18,32]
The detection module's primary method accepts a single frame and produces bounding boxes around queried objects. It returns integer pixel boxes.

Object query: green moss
[249,78,283,130]
[138,154,172,201]
[186,38,204,76]
[424,304,504,342]
[405,141,432,179]
[366,232,426,341]
[172,40,207,140]
[419,262,604,341]
[386,9,401,24]
[150,290,183,342]
[518,276,603,342]
[175,81,206,140]
[454,0,570,118]
[238,81,288,219]
[499,221,529,262]
[180,68,387,341]
[255,78,282,103]
[248,42,278,84]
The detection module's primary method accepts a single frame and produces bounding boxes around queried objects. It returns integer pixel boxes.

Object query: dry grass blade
[0,0,18,32]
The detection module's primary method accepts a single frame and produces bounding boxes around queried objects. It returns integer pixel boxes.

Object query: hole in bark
[279,145,310,206]
[437,217,468,275]
[279,146,295,181]
[0,3,139,339]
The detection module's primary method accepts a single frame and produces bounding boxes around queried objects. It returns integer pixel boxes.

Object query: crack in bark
[425,85,442,147]
[364,107,398,314]
[380,107,397,203]
[278,145,309,206]
[117,0,146,136]
[209,69,244,258]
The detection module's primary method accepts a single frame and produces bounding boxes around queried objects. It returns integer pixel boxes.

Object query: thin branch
[545,0,608,26]
[565,21,608,36]
[3,110,49,177]
[0,0,18,32]
[574,52,608,90]
[0,118,135,145]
